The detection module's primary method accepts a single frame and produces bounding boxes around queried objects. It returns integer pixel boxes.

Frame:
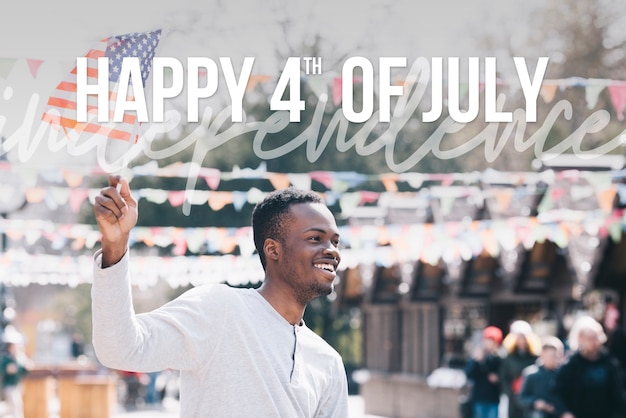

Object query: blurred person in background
[1,331,30,418]
[553,315,626,418]
[518,336,564,418]
[603,298,626,384]
[500,320,541,418]
[465,326,503,418]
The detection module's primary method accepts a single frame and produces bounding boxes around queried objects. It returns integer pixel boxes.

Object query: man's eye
[309,236,321,242]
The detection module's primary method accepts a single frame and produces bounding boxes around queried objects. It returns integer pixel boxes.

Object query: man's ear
[263,238,281,262]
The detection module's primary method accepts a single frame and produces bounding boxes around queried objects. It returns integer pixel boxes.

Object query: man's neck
[257,281,306,326]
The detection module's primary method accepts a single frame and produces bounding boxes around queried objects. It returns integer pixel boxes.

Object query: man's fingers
[117,178,137,208]
[94,195,124,220]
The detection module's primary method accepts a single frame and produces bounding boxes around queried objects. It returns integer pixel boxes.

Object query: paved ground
[112,395,380,417]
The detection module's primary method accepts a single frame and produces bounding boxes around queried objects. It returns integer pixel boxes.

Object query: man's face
[277,202,341,305]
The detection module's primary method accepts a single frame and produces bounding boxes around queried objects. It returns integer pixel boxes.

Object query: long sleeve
[91,249,225,373]
[517,371,538,411]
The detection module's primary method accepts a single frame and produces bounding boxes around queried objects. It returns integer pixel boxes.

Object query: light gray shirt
[91,250,349,417]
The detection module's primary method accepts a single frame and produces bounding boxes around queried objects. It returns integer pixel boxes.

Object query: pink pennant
[333,77,342,106]
[359,191,380,204]
[68,189,89,213]
[173,235,188,256]
[168,191,186,207]
[309,171,333,188]
[200,168,221,190]
[608,84,626,121]
[26,59,44,78]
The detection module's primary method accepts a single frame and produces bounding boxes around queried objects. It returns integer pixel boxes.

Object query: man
[553,316,626,418]
[517,336,564,418]
[91,176,349,417]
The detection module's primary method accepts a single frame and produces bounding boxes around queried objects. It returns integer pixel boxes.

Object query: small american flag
[42,29,162,143]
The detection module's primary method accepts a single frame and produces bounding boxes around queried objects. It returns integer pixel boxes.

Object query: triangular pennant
[62,170,85,188]
[0,58,18,79]
[168,191,187,207]
[540,84,558,103]
[232,191,248,212]
[208,191,233,211]
[25,188,46,203]
[608,84,626,121]
[68,189,89,213]
[246,75,272,92]
[609,221,622,243]
[380,174,399,192]
[307,76,328,99]
[596,186,616,213]
[200,168,221,190]
[309,171,333,189]
[495,188,514,212]
[339,192,361,217]
[268,173,291,190]
[585,81,608,109]
[332,77,342,106]
[26,59,44,78]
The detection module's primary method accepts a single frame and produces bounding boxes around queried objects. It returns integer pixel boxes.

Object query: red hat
[482,326,503,344]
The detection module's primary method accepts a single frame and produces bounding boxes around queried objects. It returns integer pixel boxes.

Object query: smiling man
[91,176,349,417]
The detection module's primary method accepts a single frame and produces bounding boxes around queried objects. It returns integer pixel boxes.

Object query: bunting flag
[246,75,272,92]
[332,77,342,106]
[585,80,610,109]
[540,83,558,103]
[306,75,328,99]
[41,29,162,142]
[26,58,44,78]
[608,85,626,121]
[0,58,18,79]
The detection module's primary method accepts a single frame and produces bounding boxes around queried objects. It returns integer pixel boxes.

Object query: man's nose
[323,244,340,261]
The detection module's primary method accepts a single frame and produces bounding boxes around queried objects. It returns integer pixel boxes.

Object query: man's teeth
[315,264,335,272]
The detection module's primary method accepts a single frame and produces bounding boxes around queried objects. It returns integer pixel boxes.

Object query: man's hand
[94,175,138,267]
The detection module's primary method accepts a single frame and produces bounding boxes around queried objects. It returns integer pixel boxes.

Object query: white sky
[1,0,532,61]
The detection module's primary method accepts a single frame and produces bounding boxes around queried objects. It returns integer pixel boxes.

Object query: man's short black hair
[252,187,324,269]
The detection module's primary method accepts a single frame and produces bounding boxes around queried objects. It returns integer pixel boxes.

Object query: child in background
[465,326,503,418]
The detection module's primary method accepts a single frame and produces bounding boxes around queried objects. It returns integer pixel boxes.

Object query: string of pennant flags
[1,209,624,257]
[3,161,626,216]
[3,158,626,286]
[1,186,625,287]
[1,207,625,288]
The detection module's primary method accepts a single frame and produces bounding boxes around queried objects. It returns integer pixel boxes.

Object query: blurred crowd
[464,303,626,418]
